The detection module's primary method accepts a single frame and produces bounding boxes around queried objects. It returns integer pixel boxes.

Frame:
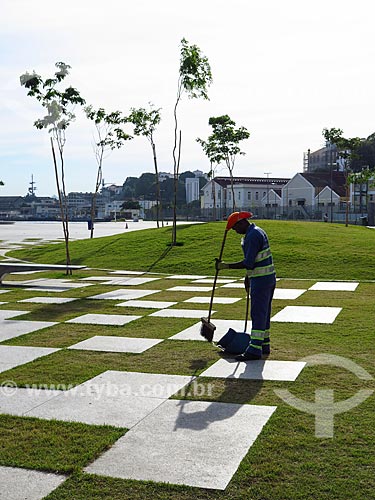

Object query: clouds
[1,0,374,195]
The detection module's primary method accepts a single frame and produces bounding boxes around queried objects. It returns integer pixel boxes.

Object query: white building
[185,177,200,204]
[281,172,346,211]
[158,172,174,182]
[201,176,289,211]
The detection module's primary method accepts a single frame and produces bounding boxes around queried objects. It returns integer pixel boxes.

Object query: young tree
[322,128,364,226]
[127,105,163,227]
[20,62,85,272]
[85,106,132,238]
[199,115,250,211]
[171,38,213,244]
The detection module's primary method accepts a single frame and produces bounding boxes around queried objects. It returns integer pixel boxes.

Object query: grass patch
[0,415,125,474]
[0,341,218,387]
[7,220,375,280]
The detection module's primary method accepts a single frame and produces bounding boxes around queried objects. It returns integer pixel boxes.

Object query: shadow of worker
[173,357,264,432]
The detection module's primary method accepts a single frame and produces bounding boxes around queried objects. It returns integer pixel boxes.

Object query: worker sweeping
[216,211,276,361]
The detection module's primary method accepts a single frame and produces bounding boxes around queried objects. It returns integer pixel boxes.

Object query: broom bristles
[200,317,216,342]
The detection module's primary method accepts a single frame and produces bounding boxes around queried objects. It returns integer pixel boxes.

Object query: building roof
[212,176,290,187]
[300,171,346,197]
[0,196,24,210]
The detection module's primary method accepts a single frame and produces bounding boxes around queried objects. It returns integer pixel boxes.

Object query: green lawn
[8,220,375,280]
[0,221,374,499]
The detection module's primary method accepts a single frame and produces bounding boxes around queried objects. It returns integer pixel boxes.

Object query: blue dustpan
[217,328,250,354]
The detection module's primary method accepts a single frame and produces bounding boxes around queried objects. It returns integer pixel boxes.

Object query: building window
[255,192,259,200]
[289,200,292,206]
[263,192,266,198]
[238,192,241,200]
[228,192,231,200]
[247,191,251,200]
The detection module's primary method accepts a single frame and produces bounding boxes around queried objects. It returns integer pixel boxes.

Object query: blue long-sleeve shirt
[241,223,276,288]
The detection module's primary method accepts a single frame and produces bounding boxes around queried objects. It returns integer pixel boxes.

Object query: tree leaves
[20,62,85,136]
[179,38,213,100]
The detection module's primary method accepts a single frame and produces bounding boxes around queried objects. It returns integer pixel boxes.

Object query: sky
[1,0,375,197]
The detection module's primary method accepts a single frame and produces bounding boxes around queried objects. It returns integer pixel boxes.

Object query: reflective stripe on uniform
[247,264,275,277]
[251,329,267,339]
[255,247,272,262]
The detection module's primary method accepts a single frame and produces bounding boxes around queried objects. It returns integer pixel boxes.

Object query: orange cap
[226,211,253,230]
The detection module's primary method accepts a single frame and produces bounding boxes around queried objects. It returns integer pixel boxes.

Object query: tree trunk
[50,138,71,273]
[172,130,182,245]
[152,141,162,228]
[172,86,182,246]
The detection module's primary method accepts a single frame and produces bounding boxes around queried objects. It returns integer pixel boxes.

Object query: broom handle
[244,283,250,332]
[207,229,228,323]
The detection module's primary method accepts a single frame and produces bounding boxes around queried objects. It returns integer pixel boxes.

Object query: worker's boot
[235,331,263,361]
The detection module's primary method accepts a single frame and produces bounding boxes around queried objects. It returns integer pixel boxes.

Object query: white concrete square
[18,297,78,304]
[167,274,207,280]
[0,289,11,294]
[68,336,163,353]
[26,391,165,429]
[271,306,342,323]
[0,387,62,416]
[0,321,57,342]
[26,287,75,292]
[109,270,144,275]
[85,399,276,490]
[27,371,194,428]
[191,278,236,284]
[116,300,177,309]
[0,345,59,373]
[170,319,251,342]
[201,358,306,381]
[167,286,213,292]
[88,289,160,300]
[309,281,359,291]
[0,466,66,500]
[66,314,141,326]
[0,310,29,320]
[273,289,306,300]
[184,296,241,305]
[80,276,113,281]
[102,277,160,286]
[220,282,244,289]
[76,370,194,399]
[21,278,91,289]
[150,309,216,319]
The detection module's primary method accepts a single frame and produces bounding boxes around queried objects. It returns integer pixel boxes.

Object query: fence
[145,204,374,226]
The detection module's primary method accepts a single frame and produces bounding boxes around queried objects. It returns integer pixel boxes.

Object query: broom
[200,227,229,342]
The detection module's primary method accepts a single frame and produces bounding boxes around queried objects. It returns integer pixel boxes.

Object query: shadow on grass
[146,245,173,273]
[173,359,263,431]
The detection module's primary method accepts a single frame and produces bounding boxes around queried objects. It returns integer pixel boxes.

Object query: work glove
[215,258,229,271]
[244,275,250,292]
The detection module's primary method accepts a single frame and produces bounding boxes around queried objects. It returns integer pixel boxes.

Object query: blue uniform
[241,223,276,357]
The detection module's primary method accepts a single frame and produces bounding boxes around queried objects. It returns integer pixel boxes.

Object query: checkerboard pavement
[0,269,359,494]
